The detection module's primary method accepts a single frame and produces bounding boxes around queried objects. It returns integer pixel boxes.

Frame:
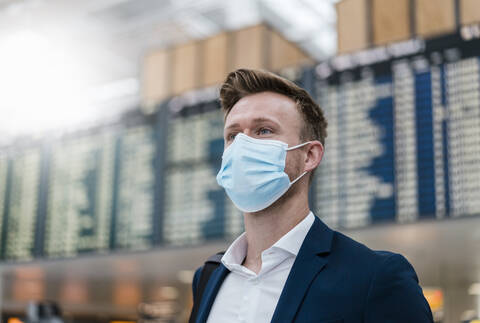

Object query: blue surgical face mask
[216,133,312,213]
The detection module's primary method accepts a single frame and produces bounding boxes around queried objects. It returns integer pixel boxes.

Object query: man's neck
[241,189,310,274]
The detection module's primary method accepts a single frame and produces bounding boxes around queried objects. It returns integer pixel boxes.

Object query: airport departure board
[166,106,225,164]
[313,33,480,228]
[164,105,243,245]
[112,126,156,250]
[44,133,115,257]
[2,149,40,260]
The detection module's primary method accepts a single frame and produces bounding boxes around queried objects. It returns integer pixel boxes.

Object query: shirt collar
[271,211,315,256]
[221,232,248,270]
[221,211,315,270]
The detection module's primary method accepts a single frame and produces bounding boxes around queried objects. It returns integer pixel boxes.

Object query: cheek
[284,151,304,175]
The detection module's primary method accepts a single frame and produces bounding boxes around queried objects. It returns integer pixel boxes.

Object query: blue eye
[227,133,237,141]
[259,128,272,135]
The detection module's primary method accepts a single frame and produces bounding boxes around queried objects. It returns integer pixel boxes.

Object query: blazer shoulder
[329,230,432,321]
[329,229,418,288]
[331,230,397,266]
[363,252,433,322]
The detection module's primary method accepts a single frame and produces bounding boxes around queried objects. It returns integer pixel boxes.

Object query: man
[190,69,433,323]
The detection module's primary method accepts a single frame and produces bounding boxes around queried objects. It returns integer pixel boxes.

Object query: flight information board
[112,126,156,250]
[166,104,225,164]
[44,133,115,257]
[1,149,40,260]
[313,32,480,228]
[164,104,243,246]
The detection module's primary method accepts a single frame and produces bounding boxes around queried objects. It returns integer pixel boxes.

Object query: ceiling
[0,0,338,139]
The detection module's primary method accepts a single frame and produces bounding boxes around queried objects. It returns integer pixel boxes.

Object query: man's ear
[304,141,324,172]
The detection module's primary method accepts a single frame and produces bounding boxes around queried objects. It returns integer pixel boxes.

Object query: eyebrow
[225,117,280,131]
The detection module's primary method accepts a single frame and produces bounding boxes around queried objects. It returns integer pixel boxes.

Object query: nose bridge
[243,128,254,137]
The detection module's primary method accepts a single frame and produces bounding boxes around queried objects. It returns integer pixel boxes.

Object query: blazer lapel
[196,264,230,323]
[270,217,334,323]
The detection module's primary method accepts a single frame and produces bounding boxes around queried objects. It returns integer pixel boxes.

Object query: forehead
[224,92,302,129]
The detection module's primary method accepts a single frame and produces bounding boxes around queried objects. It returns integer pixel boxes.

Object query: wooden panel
[337,0,369,54]
[270,30,312,71]
[172,42,198,95]
[202,33,228,87]
[460,0,480,25]
[372,0,411,45]
[142,49,170,107]
[231,25,267,71]
[416,0,456,37]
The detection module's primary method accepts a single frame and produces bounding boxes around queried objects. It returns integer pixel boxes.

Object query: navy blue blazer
[191,216,434,323]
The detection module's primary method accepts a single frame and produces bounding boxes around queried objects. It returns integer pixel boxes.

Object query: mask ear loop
[286,141,313,185]
[286,141,313,151]
[290,171,308,185]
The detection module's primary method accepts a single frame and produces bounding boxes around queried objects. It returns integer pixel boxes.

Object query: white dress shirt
[206,212,315,323]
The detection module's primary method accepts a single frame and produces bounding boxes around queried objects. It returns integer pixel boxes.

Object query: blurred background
[0,0,480,322]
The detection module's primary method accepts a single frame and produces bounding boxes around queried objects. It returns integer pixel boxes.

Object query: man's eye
[258,128,272,135]
[227,133,237,141]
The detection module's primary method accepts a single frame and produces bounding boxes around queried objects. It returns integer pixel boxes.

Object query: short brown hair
[219,69,327,146]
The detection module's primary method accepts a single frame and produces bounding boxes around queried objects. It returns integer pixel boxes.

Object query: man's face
[223,91,306,181]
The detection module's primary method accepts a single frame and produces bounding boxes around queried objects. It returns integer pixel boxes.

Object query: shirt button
[243,295,248,301]
[251,278,259,285]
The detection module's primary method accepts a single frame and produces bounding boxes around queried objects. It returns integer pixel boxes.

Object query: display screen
[44,133,115,257]
[166,104,225,164]
[313,33,480,228]
[112,126,156,250]
[1,149,40,260]
[164,105,242,246]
